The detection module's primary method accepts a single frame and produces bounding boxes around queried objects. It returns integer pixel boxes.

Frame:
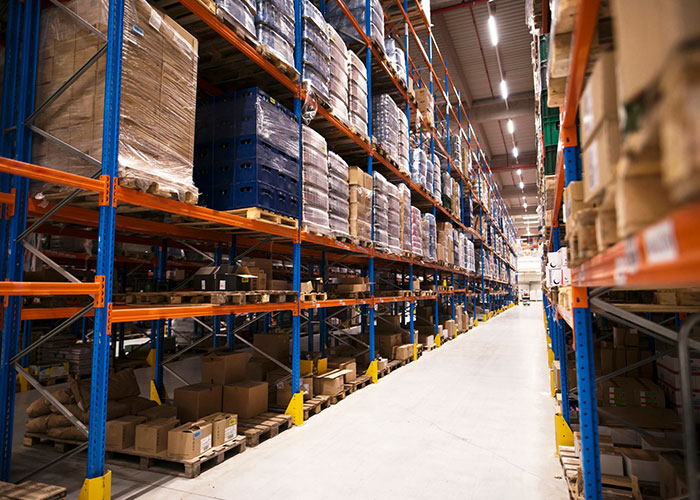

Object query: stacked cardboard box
[33,0,198,202]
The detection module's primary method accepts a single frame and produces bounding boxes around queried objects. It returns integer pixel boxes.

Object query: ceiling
[411,0,537,238]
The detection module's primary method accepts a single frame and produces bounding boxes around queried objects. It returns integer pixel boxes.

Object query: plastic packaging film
[33,0,199,202]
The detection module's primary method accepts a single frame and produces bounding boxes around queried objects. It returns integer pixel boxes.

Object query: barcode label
[643,219,678,265]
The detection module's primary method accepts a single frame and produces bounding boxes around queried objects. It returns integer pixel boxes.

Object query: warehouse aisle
[22,304,567,499]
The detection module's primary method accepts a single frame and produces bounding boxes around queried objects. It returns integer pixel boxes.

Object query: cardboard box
[134,417,180,454]
[392,344,413,361]
[106,415,147,450]
[202,412,237,447]
[253,333,290,362]
[137,404,178,421]
[222,381,268,419]
[201,352,251,385]
[620,448,660,482]
[580,52,618,146]
[611,0,700,104]
[168,420,213,460]
[174,384,222,423]
[313,369,347,395]
[582,119,620,203]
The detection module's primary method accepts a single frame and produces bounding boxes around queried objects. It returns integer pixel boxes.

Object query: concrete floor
[11,303,567,499]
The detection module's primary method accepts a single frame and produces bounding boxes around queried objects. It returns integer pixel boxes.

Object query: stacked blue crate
[194,87,300,218]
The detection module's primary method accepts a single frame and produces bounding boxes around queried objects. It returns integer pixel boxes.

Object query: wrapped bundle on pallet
[386,182,402,255]
[372,94,400,163]
[220,0,256,40]
[384,38,406,85]
[33,0,198,202]
[325,0,385,53]
[349,167,372,245]
[373,172,390,251]
[397,112,410,174]
[328,152,350,239]
[411,148,427,187]
[194,88,299,216]
[411,206,423,257]
[399,184,411,255]
[328,25,349,122]
[302,1,330,103]
[302,125,331,235]
[347,51,369,134]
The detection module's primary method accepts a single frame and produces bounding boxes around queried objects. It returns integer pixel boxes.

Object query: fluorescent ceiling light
[488,16,499,46]
[516,168,521,175]
[500,80,508,100]
[507,119,514,134]
[512,146,519,158]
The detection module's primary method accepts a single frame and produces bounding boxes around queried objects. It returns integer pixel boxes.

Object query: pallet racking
[0,0,519,493]
[540,2,700,499]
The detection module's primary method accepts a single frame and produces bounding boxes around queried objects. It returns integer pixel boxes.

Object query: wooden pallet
[24,432,246,478]
[237,413,293,447]
[300,292,327,302]
[0,480,66,500]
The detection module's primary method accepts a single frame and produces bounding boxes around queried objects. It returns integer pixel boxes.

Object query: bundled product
[411,206,423,257]
[397,112,409,174]
[255,0,294,68]
[384,38,406,85]
[385,182,402,254]
[347,51,369,134]
[373,172,390,250]
[302,125,331,234]
[328,152,351,238]
[399,184,411,254]
[373,94,401,162]
[328,25,349,122]
[411,148,427,188]
[302,1,330,102]
[325,0,385,52]
[194,88,299,217]
[33,0,199,202]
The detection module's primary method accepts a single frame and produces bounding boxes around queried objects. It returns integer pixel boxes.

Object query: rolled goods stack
[399,184,411,254]
[302,125,331,235]
[255,0,294,67]
[194,88,299,216]
[328,25,349,122]
[325,0,385,52]
[411,206,423,257]
[328,152,351,239]
[373,172,390,251]
[302,1,330,102]
[386,182,402,255]
[33,0,199,202]
[372,94,400,163]
[220,0,256,39]
[347,51,369,134]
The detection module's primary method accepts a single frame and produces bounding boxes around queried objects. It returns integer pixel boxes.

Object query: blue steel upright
[0,0,38,480]
[84,0,123,485]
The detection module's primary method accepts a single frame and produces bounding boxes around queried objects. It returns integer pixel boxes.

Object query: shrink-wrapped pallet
[33,0,198,202]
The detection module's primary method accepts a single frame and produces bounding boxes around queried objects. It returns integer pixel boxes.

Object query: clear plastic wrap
[33,0,199,202]
[256,0,294,44]
[220,0,256,38]
[257,23,294,68]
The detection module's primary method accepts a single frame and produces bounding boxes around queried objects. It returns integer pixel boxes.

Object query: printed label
[200,434,211,453]
[643,219,678,265]
[224,425,237,442]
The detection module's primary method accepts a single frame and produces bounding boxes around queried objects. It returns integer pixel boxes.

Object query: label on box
[200,434,211,453]
[224,424,237,442]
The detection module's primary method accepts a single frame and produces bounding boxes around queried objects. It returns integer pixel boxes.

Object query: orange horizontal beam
[0,281,100,296]
[0,157,107,194]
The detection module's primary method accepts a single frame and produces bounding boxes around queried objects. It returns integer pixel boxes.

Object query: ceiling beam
[468,92,535,124]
